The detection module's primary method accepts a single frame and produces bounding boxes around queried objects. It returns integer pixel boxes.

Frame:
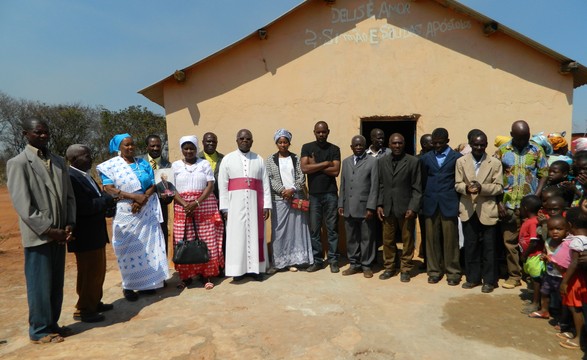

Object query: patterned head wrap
[274,129,292,143]
[573,137,587,152]
[494,135,511,148]
[179,135,199,154]
[548,132,568,151]
[109,133,131,154]
[531,132,553,155]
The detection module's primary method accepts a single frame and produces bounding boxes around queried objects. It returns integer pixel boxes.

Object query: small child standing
[551,206,587,350]
[519,195,546,314]
[528,215,568,319]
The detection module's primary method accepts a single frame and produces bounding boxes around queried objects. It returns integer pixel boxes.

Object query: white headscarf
[179,135,199,153]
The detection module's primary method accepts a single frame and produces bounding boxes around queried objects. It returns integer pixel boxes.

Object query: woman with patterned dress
[172,135,224,290]
[97,133,169,301]
[266,129,314,273]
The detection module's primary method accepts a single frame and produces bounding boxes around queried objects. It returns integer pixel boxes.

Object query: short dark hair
[431,128,448,139]
[566,206,587,229]
[550,160,570,174]
[21,117,48,131]
[521,194,542,213]
[467,129,483,141]
[548,214,567,227]
[145,134,161,145]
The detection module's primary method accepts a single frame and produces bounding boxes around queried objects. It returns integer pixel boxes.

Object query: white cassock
[218,150,272,276]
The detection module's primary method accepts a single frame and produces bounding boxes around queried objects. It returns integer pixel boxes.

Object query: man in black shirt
[301,121,341,273]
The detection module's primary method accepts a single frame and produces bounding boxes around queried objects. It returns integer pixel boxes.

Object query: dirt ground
[0,185,581,359]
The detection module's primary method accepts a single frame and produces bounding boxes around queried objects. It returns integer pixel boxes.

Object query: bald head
[66,144,92,171]
[510,120,530,150]
[236,129,253,153]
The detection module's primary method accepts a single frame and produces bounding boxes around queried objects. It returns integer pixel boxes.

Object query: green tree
[95,105,166,161]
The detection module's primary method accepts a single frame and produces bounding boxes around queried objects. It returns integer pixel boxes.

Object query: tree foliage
[0,91,167,183]
[95,105,167,162]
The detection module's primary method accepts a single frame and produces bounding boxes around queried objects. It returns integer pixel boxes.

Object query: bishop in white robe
[218,130,271,278]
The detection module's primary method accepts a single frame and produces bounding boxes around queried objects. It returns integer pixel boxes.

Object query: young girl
[528,215,568,319]
[552,205,587,350]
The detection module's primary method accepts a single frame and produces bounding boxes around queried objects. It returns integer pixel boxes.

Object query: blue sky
[1,0,586,132]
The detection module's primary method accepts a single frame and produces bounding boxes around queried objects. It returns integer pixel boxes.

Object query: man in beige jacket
[455,130,503,293]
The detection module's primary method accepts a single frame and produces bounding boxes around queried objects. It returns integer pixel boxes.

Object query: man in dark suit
[66,144,116,322]
[338,135,379,278]
[197,132,225,200]
[6,118,76,344]
[141,134,172,256]
[377,133,422,282]
[420,128,462,286]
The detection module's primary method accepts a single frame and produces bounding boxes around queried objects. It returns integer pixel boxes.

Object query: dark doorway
[361,115,419,155]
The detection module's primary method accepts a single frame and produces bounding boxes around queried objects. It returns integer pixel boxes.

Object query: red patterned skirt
[173,191,224,279]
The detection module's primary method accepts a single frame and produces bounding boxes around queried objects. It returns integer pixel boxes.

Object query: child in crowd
[542,160,576,207]
[519,195,546,314]
[528,215,568,319]
[551,205,587,350]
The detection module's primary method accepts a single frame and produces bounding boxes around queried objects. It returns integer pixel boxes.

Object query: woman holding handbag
[266,129,314,273]
[172,135,224,290]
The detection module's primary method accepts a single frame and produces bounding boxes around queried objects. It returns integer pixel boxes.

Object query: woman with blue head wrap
[96,133,169,301]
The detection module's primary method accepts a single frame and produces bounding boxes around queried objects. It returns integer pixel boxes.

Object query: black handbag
[172,217,210,264]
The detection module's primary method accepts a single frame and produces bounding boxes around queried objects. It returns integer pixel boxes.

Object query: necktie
[150,159,157,170]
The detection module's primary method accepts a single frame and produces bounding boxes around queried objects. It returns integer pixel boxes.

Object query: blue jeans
[24,241,65,340]
[309,192,339,264]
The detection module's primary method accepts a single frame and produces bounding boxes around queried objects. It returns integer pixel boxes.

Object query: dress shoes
[342,267,361,276]
[379,270,396,280]
[123,289,138,302]
[97,302,114,312]
[73,312,105,323]
[363,268,373,278]
[232,275,245,281]
[427,276,441,284]
[330,263,340,273]
[250,273,265,282]
[447,278,461,286]
[306,263,324,273]
[400,272,411,283]
[481,284,495,293]
[461,281,481,289]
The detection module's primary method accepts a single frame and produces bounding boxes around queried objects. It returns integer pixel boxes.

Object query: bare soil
[0,186,579,359]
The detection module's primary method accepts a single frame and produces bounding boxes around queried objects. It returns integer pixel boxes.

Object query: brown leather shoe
[342,267,361,276]
[363,268,373,278]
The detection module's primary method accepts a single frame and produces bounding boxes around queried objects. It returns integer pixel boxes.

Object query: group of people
[6,116,587,352]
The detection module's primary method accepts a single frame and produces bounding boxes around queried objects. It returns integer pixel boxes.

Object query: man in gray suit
[141,134,172,256]
[338,135,379,278]
[377,133,422,282]
[7,118,76,344]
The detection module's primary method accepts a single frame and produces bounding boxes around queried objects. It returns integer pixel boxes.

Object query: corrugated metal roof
[139,0,587,107]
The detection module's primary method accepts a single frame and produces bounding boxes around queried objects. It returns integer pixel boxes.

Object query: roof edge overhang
[138,0,587,108]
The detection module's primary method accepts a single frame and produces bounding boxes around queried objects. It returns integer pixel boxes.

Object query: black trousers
[462,213,497,285]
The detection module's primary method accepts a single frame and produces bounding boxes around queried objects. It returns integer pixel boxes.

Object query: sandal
[30,334,64,344]
[176,278,193,290]
[528,311,549,319]
[559,339,580,350]
[289,266,299,272]
[204,281,214,290]
[556,332,575,340]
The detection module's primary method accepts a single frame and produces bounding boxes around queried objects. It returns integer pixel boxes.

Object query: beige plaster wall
[162,0,573,162]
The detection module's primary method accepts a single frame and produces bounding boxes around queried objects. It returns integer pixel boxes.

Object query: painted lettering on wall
[304,0,472,48]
